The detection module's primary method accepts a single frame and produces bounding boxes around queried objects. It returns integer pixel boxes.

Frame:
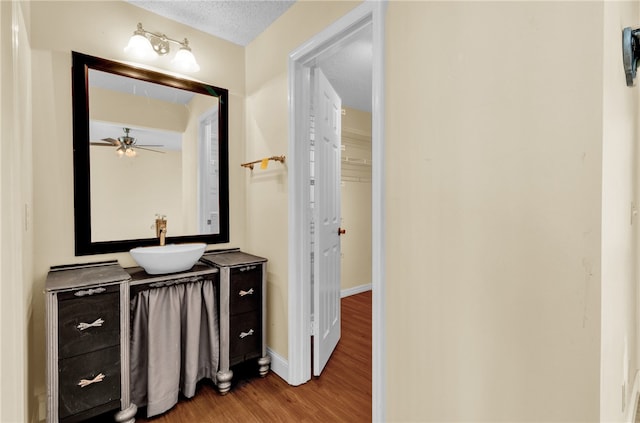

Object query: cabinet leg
[114,403,137,423]
[258,355,271,377]
[216,369,233,395]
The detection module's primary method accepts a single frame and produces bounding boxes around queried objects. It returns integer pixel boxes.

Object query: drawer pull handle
[239,329,254,339]
[239,265,257,272]
[239,288,254,297]
[76,318,105,331]
[77,373,105,388]
[74,287,106,297]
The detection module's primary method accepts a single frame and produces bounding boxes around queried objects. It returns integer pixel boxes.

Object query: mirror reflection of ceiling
[89,70,191,150]
[90,69,195,105]
[126,0,373,112]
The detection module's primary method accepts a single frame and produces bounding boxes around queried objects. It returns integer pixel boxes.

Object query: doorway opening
[287,2,386,421]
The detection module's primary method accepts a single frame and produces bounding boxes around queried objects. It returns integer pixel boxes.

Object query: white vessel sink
[130,243,206,275]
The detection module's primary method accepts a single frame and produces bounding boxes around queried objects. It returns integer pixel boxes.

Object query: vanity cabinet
[201,250,271,394]
[45,261,135,423]
[46,250,269,421]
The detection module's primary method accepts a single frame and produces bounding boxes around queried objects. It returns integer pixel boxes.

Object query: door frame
[287,1,387,421]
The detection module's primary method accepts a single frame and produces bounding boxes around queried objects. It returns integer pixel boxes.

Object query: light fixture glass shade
[124,34,156,60]
[125,147,137,158]
[172,47,200,72]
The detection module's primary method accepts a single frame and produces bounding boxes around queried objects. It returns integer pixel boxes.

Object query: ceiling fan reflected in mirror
[90,127,165,157]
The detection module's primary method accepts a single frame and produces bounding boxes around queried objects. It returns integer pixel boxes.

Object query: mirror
[72,51,229,255]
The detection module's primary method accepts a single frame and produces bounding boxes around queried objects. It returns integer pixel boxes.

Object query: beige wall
[90,148,183,241]
[386,2,603,421]
[341,107,372,292]
[27,1,245,419]
[244,0,361,359]
[601,1,640,421]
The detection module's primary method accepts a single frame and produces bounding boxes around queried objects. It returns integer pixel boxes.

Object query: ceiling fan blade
[136,146,165,154]
[90,141,116,147]
[101,137,121,147]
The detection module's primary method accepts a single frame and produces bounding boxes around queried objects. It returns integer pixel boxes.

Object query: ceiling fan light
[124,33,156,61]
[116,147,125,157]
[172,46,200,73]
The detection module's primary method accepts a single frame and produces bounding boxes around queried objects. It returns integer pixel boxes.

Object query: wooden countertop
[45,260,130,292]
[46,249,266,293]
[201,250,267,267]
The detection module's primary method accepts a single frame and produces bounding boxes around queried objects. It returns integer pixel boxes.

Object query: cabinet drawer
[58,290,120,358]
[229,266,261,315]
[58,345,121,421]
[229,312,261,365]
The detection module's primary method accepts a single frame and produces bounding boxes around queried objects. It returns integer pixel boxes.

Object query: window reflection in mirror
[72,52,229,255]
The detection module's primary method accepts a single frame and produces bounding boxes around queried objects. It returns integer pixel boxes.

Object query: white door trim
[287,1,387,421]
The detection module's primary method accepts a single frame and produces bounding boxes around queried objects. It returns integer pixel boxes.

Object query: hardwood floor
[133,290,372,423]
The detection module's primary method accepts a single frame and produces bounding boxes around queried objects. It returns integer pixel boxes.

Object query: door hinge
[310,314,316,336]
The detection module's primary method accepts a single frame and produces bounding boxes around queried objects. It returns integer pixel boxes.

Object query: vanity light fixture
[124,22,200,72]
[623,27,640,86]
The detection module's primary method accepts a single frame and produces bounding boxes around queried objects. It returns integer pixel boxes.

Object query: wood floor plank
[132,291,372,422]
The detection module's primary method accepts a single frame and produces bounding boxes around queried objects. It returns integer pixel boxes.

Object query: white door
[312,68,342,376]
[198,106,220,234]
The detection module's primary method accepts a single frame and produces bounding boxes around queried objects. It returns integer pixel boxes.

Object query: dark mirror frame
[72,51,229,256]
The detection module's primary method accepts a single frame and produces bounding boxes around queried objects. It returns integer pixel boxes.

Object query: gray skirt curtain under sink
[130,279,219,417]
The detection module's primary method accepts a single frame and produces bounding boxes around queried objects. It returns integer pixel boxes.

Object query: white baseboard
[627,369,640,423]
[267,347,289,383]
[341,283,372,298]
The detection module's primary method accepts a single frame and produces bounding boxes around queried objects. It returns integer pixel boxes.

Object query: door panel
[313,68,342,376]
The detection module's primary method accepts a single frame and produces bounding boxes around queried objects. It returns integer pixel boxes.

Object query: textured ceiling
[128,0,295,46]
[317,25,372,113]
[127,0,372,112]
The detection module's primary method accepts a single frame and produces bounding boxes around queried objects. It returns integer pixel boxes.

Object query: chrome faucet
[155,215,167,246]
